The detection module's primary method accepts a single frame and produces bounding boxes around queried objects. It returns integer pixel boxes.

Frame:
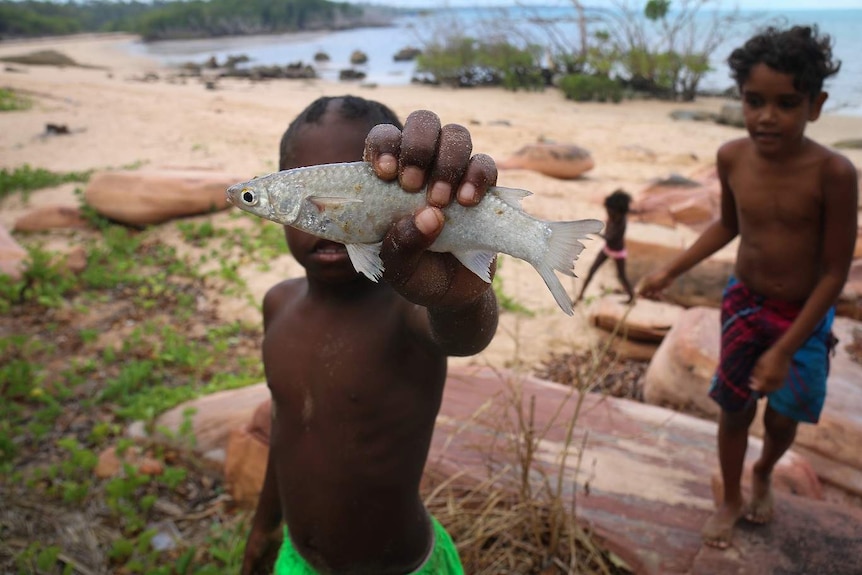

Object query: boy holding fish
[639,26,858,550]
[239,96,500,574]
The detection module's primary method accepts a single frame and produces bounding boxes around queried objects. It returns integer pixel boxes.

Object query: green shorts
[274,514,464,575]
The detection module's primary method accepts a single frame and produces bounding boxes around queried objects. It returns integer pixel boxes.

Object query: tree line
[0,0,374,41]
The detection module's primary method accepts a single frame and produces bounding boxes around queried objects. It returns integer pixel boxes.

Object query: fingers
[458,153,497,206]
[371,110,497,208]
[364,123,403,181]
[399,110,442,192]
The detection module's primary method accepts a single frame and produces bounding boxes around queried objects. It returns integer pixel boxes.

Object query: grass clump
[0,87,32,111]
[0,164,92,202]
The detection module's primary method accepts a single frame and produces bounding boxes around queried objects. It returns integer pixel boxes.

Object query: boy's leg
[612,258,635,303]
[703,402,757,549]
[746,404,798,524]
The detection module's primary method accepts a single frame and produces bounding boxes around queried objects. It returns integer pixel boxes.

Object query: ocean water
[128,5,862,116]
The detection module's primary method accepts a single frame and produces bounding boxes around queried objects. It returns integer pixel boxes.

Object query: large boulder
[84,168,240,227]
[496,142,594,180]
[642,306,721,418]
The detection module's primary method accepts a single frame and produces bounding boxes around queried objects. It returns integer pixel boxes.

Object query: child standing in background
[574,189,635,304]
[639,26,857,549]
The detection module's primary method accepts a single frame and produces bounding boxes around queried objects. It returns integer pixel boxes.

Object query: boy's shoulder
[263,278,305,318]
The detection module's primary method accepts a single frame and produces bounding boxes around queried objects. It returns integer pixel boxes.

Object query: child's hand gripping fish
[227,161,603,315]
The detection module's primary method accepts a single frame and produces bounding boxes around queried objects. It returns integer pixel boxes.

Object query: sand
[2,33,861,370]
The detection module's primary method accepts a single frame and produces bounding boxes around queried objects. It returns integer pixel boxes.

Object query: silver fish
[226,161,603,315]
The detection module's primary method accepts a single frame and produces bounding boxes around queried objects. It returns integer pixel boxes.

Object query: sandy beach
[2,33,862,370]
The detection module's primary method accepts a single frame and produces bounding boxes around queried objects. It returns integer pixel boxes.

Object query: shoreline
[2,30,861,117]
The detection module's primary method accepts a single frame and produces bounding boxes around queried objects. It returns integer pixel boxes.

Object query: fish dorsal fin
[491,186,532,209]
[451,249,496,283]
[308,195,364,211]
[345,242,384,282]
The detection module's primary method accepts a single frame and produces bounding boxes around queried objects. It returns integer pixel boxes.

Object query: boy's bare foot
[702,501,744,549]
[745,466,774,524]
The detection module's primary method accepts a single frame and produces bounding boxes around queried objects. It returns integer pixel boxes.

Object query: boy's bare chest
[730,163,823,227]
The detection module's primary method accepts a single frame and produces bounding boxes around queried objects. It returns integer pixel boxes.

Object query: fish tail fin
[536,219,604,315]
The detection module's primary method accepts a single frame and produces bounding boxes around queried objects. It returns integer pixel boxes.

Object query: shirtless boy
[638,26,858,549]
[240,96,500,574]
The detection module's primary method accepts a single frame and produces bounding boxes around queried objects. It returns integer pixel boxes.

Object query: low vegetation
[0,87,32,112]
[0,165,645,573]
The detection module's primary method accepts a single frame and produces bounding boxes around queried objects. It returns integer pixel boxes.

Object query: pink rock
[642,306,722,418]
[127,382,270,466]
[590,295,684,343]
[13,205,90,232]
[496,143,594,179]
[0,224,27,280]
[631,167,721,232]
[84,168,240,226]
[837,259,861,319]
[224,424,269,507]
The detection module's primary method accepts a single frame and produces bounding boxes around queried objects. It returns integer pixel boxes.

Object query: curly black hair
[604,189,632,214]
[279,95,403,169]
[728,25,841,99]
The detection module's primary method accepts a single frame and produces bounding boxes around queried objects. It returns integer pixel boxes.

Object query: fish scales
[227,162,604,315]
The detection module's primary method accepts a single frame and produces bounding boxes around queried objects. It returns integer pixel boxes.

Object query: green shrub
[558,74,623,103]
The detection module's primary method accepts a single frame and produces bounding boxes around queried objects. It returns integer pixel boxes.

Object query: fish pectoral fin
[492,186,532,208]
[308,196,364,211]
[345,242,384,282]
[452,250,496,283]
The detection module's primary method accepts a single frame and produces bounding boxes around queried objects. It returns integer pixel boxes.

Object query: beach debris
[496,142,595,180]
[313,51,330,62]
[393,47,421,61]
[45,123,70,135]
[350,49,368,65]
[226,161,603,315]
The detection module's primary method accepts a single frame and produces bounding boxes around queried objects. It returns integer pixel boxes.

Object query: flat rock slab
[431,366,862,575]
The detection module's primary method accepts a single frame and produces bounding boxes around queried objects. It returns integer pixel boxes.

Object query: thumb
[380,206,444,287]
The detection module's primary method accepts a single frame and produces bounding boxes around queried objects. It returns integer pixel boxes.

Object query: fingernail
[458,183,477,205]
[429,182,451,207]
[378,154,397,176]
[402,166,424,191]
[415,207,442,235]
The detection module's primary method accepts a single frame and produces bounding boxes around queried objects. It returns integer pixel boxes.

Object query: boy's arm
[751,154,858,392]
[241,438,283,575]
[639,143,740,297]
[241,288,287,574]
[365,110,499,356]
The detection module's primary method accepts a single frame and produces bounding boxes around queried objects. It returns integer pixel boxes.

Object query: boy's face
[740,63,827,158]
[283,114,370,284]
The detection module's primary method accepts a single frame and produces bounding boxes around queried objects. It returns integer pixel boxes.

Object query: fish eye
[241,189,258,206]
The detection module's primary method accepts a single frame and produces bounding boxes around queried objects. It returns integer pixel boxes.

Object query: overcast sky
[379,1,862,9]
